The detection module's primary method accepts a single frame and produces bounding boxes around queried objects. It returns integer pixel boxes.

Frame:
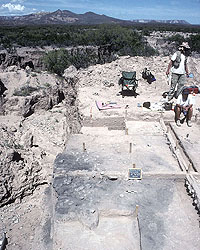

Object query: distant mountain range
[0,9,190,26]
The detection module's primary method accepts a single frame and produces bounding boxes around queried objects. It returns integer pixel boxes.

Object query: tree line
[0,23,200,75]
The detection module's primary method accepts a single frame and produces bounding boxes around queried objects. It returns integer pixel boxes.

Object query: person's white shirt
[176,93,194,107]
[171,52,186,74]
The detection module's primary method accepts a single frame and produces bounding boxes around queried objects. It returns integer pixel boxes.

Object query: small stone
[108,176,118,181]
[126,190,137,194]
[119,194,124,198]
[10,126,17,132]
[13,219,19,224]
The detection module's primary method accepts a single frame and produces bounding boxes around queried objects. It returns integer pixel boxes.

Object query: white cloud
[11,0,25,3]
[1,3,25,12]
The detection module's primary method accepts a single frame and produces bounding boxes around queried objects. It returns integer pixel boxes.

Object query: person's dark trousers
[168,73,186,100]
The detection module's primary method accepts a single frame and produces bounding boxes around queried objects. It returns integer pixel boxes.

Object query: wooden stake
[83,142,86,152]
[125,109,128,118]
[167,126,169,133]
[187,163,192,173]
[135,205,139,217]
[125,128,128,135]
[129,143,132,153]
[90,107,92,119]
[175,140,179,150]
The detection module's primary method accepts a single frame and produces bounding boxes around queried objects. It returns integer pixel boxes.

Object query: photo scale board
[128,168,142,180]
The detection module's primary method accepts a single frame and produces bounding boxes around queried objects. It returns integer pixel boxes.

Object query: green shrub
[188,34,200,53]
[165,34,185,46]
[1,24,200,49]
[43,49,71,75]
[43,48,98,75]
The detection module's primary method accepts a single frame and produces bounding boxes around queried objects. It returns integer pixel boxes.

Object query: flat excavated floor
[52,120,200,250]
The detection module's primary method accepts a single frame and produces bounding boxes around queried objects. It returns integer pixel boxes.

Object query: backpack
[173,50,187,69]
[142,68,156,84]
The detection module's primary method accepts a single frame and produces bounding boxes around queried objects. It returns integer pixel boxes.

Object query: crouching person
[175,88,193,127]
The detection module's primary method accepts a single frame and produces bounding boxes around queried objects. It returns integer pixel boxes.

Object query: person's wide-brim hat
[179,42,190,49]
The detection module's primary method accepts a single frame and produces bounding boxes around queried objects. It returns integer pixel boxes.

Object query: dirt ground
[52,56,200,249]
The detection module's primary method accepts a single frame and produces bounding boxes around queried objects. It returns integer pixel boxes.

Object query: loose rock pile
[185,176,200,215]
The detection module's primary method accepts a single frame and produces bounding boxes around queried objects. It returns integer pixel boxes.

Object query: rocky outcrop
[0,45,116,73]
[0,124,44,207]
[0,64,82,207]
[0,48,44,71]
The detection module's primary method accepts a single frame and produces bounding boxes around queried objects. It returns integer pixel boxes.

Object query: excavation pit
[52,119,200,249]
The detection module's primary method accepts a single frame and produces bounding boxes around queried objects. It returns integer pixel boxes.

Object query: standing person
[175,88,194,127]
[166,42,190,101]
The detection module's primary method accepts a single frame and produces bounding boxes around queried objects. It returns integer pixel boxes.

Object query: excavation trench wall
[0,70,82,207]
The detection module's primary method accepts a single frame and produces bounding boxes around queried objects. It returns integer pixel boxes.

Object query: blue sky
[0,0,200,24]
